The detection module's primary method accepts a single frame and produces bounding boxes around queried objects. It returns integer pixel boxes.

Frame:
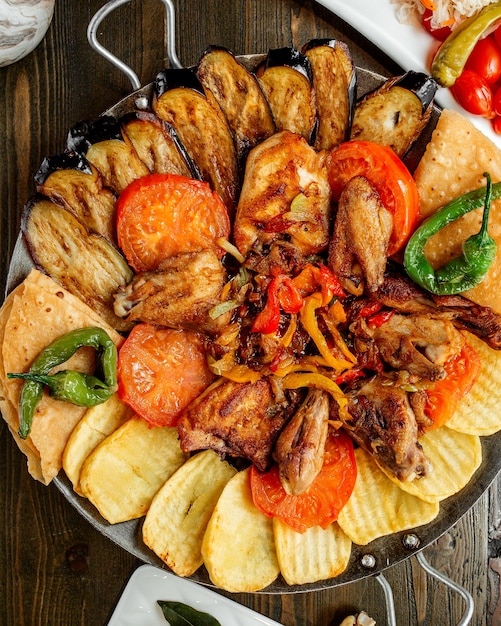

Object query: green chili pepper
[7,326,118,439]
[403,173,499,296]
[431,1,501,87]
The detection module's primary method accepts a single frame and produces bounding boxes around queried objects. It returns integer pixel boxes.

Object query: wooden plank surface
[0,1,500,624]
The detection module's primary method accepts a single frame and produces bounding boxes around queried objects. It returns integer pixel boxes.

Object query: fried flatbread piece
[413,109,501,314]
[0,269,123,484]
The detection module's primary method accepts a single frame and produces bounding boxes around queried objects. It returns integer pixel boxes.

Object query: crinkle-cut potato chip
[413,109,501,314]
[79,418,188,524]
[0,269,124,485]
[201,467,280,592]
[381,426,482,504]
[273,518,352,586]
[142,450,237,577]
[446,333,501,436]
[63,393,133,495]
[337,448,439,546]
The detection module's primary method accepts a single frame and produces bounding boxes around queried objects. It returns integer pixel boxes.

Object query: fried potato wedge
[337,447,439,545]
[381,427,482,503]
[201,467,280,592]
[79,418,188,524]
[142,450,237,577]
[273,518,352,586]
[62,393,132,495]
[447,333,501,435]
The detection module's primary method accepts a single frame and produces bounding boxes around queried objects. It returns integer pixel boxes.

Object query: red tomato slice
[328,140,420,256]
[424,343,481,430]
[250,429,357,533]
[117,323,216,427]
[117,173,231,272]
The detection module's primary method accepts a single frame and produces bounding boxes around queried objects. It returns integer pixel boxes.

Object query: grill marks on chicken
[328,176,393,295]
[177,378,300,472]
[113,249,228,333]
[332,379,431,482]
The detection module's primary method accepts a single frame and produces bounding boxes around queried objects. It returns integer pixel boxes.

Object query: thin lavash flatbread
[0,269,123,484]
[413,109,501,314]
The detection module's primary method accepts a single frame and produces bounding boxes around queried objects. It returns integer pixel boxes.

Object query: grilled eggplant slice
[256,46,317,142]
[34,152,117,244]
[22,195,134,332]
[66,115,149,195]
[152,68,239,216]
[120,111,199,178]
[350,71,438,157]
[303,39,356,151]
[197,46,276,167]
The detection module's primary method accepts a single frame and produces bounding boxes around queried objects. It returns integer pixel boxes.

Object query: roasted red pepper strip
[292,264,345,305]
[252,275,304,334]
[367,309,394,328]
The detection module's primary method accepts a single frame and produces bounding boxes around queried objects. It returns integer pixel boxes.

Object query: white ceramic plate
[107,565,284,626]
[315,0,501,146]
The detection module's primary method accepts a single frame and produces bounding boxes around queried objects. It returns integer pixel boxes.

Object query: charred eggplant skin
[350,71,438,158]
[120,110,200,179]
[197,45,276,167]
[66,115,124,154]
[34,152,94,185]
[302,38,356,151]
[256,46,317,143]
[152,66,239,215]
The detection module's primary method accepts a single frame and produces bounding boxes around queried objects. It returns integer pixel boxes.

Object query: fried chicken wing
[332,378,431,482]
[273,388,329,495]
[113,249,228,333]
[328,176,393,295]
[233,130,331,260]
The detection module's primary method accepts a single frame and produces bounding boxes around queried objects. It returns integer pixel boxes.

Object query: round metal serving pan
[6,54,501,594]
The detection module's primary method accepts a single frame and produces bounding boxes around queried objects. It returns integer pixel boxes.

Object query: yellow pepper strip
[281,372,347,407]
[281,313,297,348]
[300,292,355,371]
[321,309,357,367]
[220,364,262,383]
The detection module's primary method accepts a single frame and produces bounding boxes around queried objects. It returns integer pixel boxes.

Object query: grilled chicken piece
[233,130,331,260]
[331,378,431,482]
[273,388,329,495]
[114,249,228,334]
[375,266,501,350]
[357,313,464,381]
[329,176,393,295]
[177,378,298,471]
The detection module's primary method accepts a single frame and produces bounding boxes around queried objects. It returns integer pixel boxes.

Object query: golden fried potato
[142,450,237,577]
[63,394,132,495]
[79,418,188,524]
[381,426,482,503]
[447,333,501,436]
[273,518,352,586]
[201,467,280,592]
[337,448,439,546]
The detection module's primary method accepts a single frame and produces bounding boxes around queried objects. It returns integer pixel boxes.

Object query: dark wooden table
[1,1,501,624]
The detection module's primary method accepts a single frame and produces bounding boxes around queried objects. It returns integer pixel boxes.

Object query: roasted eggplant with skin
[152,67,239,216]
[256,46,317,142]
[197,46,276,167]
[34,152,117,244]
[302,39,356,151]
[350,71,438,157]
[22,195,133,332]
[66,115,149,195]
[120,111,199,179]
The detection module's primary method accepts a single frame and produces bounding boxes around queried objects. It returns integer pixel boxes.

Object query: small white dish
[315,0,501,146]
[107,565,284,626]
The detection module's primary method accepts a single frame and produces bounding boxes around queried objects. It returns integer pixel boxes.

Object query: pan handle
[87,0,182,92]
[374,552,474,625]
